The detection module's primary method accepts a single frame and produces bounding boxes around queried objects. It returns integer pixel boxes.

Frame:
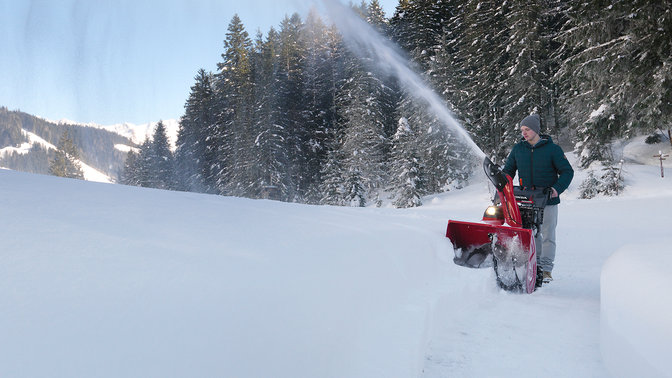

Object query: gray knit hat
[520,114,541,135]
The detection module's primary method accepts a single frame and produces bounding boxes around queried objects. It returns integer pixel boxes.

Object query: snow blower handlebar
[483,157,508,191]
[483,157,522,228]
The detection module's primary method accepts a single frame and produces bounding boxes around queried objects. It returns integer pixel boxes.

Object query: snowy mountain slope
[1,109,138,181]
[0,129,114,183]
[1,141,670,377]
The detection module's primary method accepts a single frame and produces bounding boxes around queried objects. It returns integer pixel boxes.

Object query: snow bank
[621,135,672,168]
[600,244,672,378]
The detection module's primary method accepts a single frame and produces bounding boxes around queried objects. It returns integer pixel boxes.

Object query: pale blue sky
[0,0,399,125]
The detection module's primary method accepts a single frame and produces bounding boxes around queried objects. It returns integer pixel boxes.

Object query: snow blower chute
[446,157,550,293]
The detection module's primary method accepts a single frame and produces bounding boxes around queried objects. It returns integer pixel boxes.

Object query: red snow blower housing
[446,157,550,293]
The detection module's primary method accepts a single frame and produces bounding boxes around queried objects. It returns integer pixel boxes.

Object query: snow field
[1,142,671,377]
[0,169,450,377]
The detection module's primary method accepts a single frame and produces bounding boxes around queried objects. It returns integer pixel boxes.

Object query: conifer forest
[121,0,672,207]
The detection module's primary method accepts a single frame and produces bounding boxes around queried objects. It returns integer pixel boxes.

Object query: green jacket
[502,135,574,205]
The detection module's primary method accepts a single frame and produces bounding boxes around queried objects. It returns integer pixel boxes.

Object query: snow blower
[446,157,550,293]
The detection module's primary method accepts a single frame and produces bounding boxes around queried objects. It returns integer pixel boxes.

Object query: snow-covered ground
[1,139,670,377]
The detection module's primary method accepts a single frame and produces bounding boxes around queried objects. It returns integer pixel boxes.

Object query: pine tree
[137,138,154,188]
[300,11,343,203]
[390,0,452,71]
[212,14,255,196]
[600,164,624,196]
[49,130,84,180]
[429,1,467,118]
[578,163,624,199]
[621,1,672,136]
[319,139,346,206]
[151,121,175,190]
[575,104,622,168]
[553,1,637,164]
[494,1,556,150]
[388,117,423,208]
[578,170,600,199]
[395,86,469,195]
[427,1,564,161]
[333,52,389,206]
[277,13,308,200]
[344,169,367,207]
[248,27,291,200]
[121,149,141,186]
[363,0,400,153]
[176,69,216,193]
[446,1,510,158]
[366,0,389,35]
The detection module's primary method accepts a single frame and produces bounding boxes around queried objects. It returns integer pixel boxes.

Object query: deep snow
[1,140,671,377]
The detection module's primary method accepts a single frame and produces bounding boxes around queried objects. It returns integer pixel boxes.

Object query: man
[502,114,574,283]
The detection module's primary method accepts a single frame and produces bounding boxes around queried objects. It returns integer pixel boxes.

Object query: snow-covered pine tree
[175,69,216,193]
[619,2,672,137]
[575,104,623,169]
[432,1,567,159]
[600,163,624,196]
[151,121,175,190]
[344,169,367,207]
[300,11,343,203]
[388,117,423,208]
[316,1,399,206]
[390,0,452,71]
[332,51,389,207]
[248,27,290,200]
[319,137,346,206]
[136,138,154,188]
[494,1,557,153]
[578,170,600,199]
[49,129,84,180]
[428,1,467,119]
[390,3,477,194]
[121,149,140,186]
[212,14,254,196]
[277,14,308,201]
[445,0,511,158]
[366,0,389,35]
[395,86,469,195]
[363,0,401,154]
[537,0,571,138]
[553,1,635,164]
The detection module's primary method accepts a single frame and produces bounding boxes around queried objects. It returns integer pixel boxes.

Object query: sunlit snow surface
[1,144,671,377]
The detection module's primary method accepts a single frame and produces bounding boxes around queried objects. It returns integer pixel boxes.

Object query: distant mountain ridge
[0,107,179,182]
[42,117,180,150]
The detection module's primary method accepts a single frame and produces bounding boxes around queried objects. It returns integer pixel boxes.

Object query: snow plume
[319,0,486,161]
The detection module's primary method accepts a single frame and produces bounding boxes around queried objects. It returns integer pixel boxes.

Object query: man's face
[520,126,538,142]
